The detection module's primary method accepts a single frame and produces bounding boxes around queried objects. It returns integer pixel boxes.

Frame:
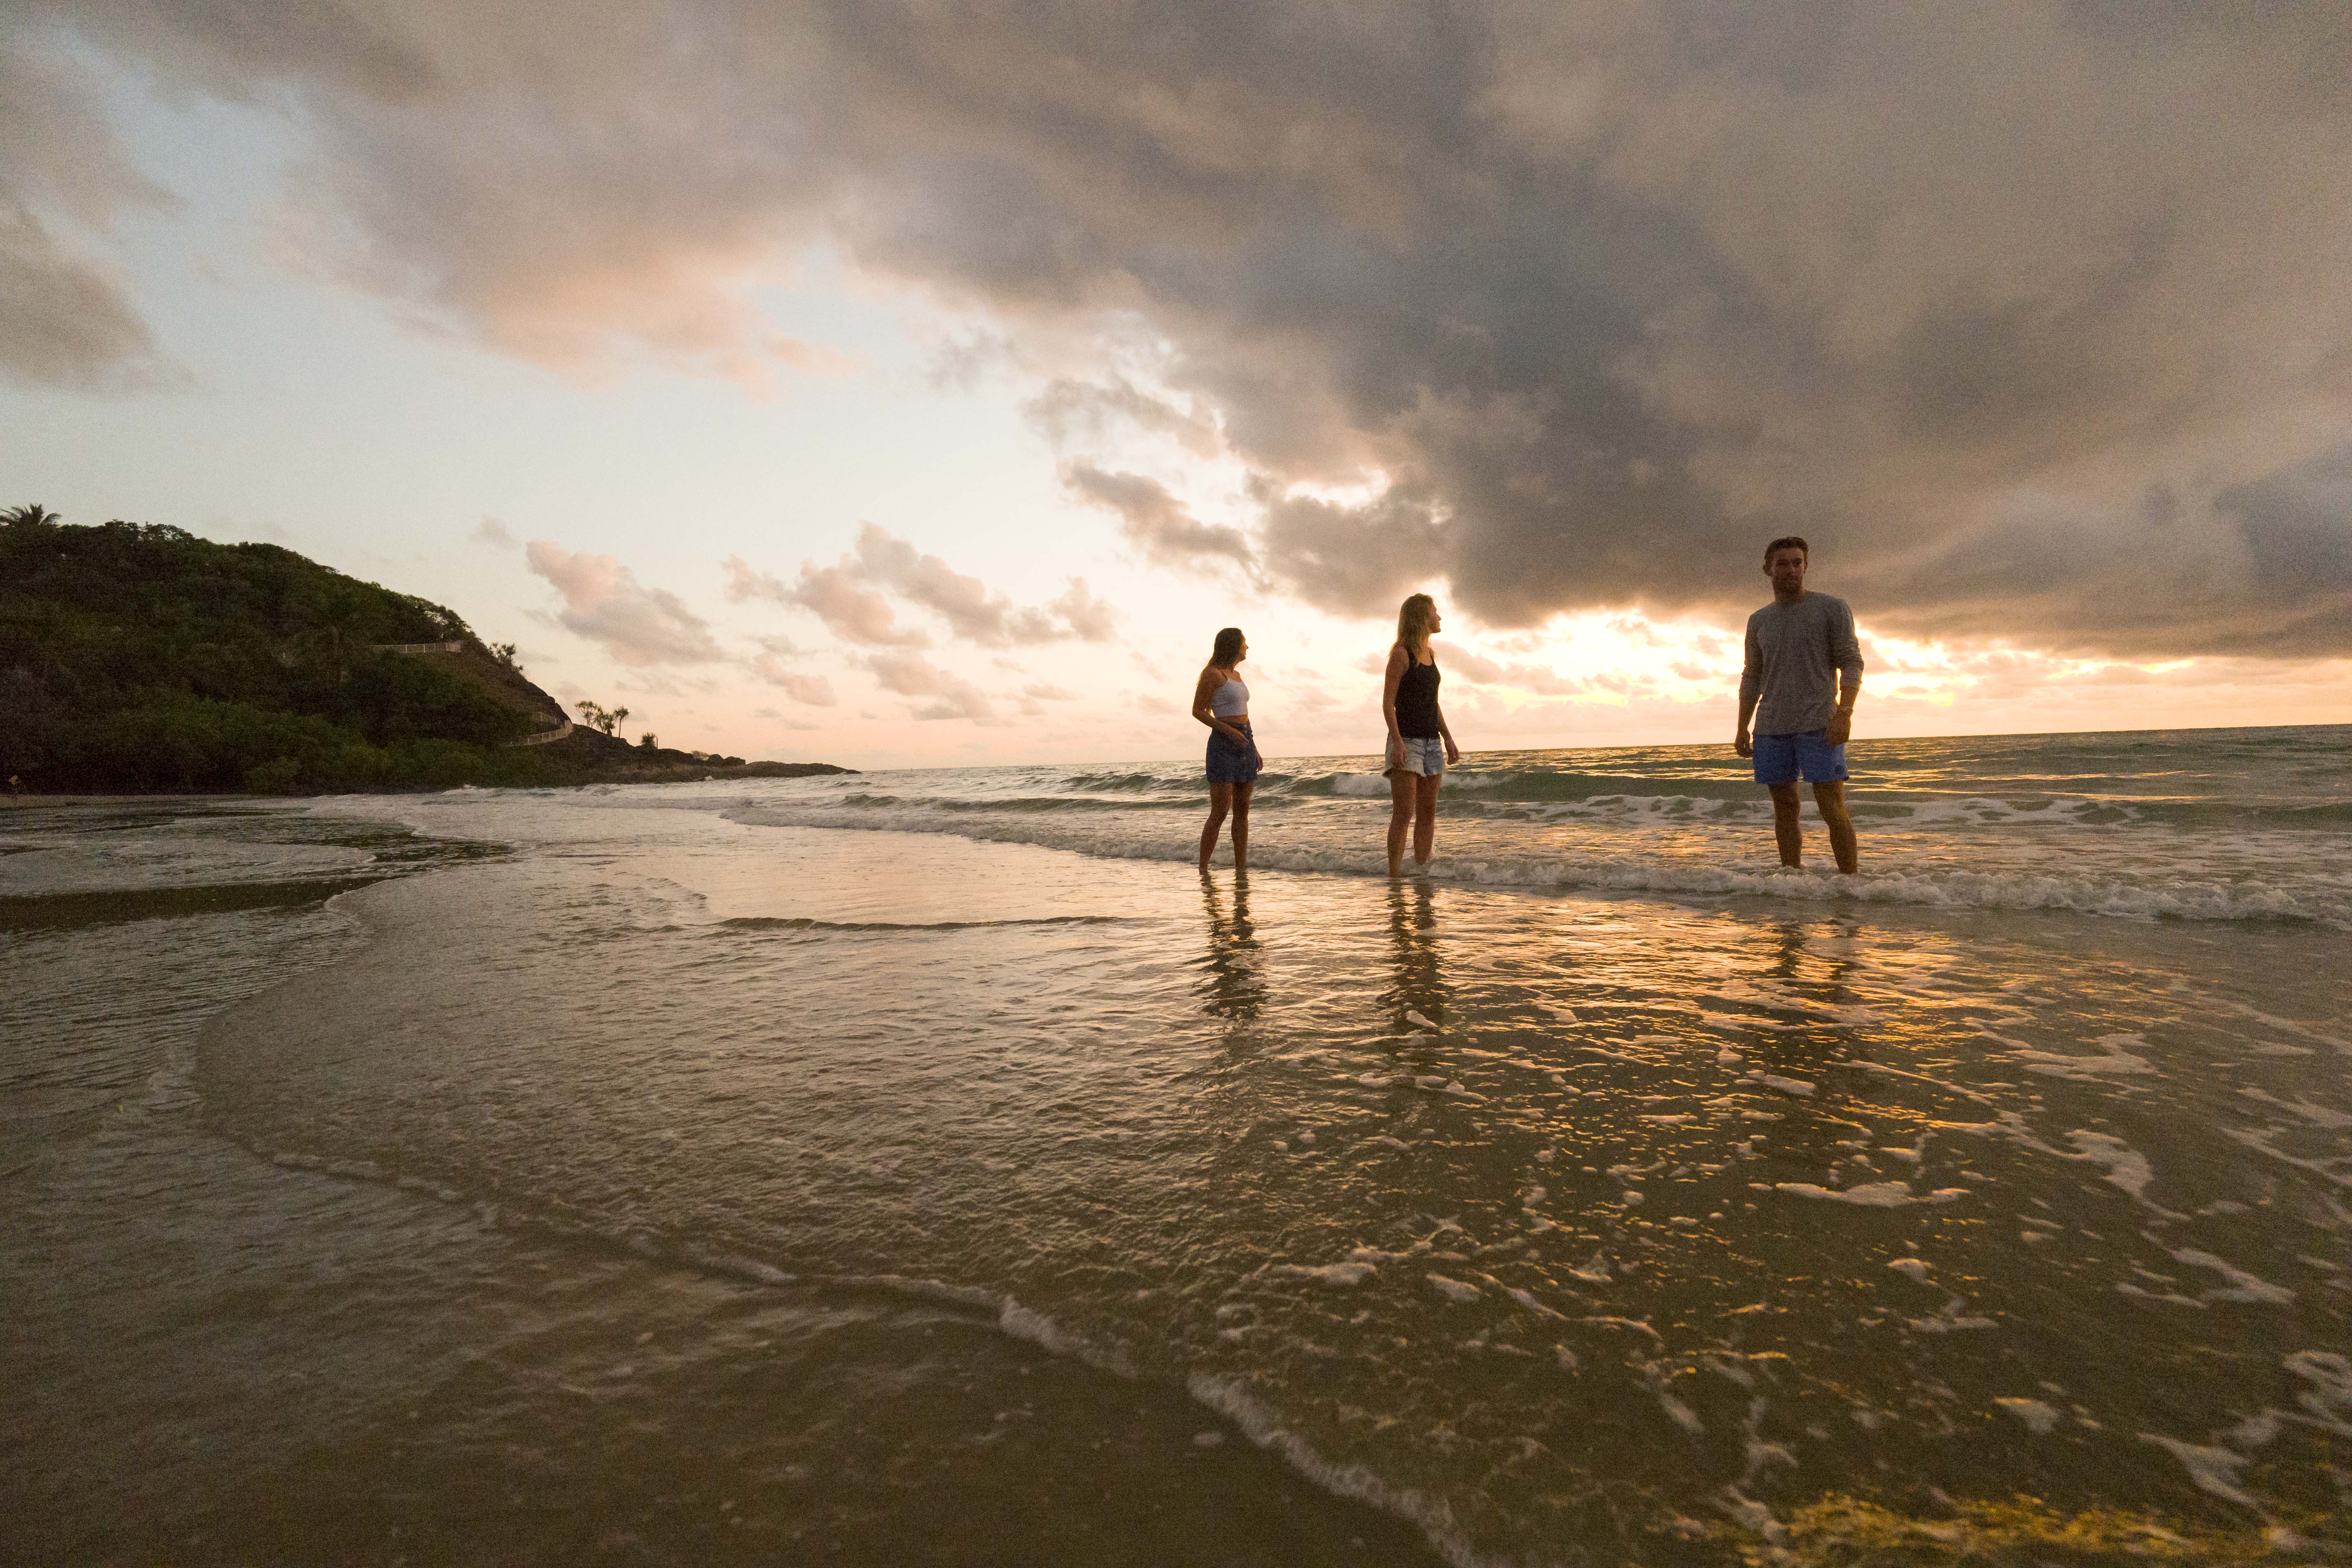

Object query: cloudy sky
[7,1,2350,766]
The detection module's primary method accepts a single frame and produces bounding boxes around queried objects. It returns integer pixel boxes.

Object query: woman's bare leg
[1387,771,1414,875]
[1200,782,1232,871]
[1230,781,1254,870]
[1414,773,1442,866]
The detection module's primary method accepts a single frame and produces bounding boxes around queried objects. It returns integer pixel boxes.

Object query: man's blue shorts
[1753,730,1848,788]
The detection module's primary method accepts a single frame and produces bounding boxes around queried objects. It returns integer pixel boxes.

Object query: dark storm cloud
[62,0,440,101]
[1027,378,1221,459]
[0,211,165,390]
[1062,463,1257,575]
[0,41,180,390]
[1426,642,1590,699]
[41,0,2352,654]
[2217,446,2352,605]
[1259,483,1447,616]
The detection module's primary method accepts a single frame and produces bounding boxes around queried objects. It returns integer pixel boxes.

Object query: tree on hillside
[574,699,630,737]
[3,504,61,528]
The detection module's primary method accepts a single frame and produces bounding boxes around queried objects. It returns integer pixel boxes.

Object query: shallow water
[736,724,2352,923]
[4,726,2348,1564]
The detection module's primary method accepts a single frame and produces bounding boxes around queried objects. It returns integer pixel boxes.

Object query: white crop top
[1210,673,1249,717]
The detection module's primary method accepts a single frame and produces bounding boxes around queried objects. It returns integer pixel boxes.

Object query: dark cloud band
[34,0,2352,654]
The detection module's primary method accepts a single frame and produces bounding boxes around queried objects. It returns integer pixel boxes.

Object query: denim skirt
[1206,721,1261,784]
[1388,734,1446,777]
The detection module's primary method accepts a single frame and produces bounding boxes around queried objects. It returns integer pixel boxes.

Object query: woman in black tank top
[1394,657,1441,737]
[1381,593,1461,875]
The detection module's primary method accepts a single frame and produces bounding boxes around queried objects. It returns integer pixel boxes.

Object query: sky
[5,1,2350,769]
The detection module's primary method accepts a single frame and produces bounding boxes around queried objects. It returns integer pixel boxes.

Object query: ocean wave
[1062,769,1182,794]
[1277,766,1762,806]
[1188,1372,1499,1568]
[721,802,2350,926]
[835,791,1161,815]
[1324,772,1391,798]
[724,770,2352,834]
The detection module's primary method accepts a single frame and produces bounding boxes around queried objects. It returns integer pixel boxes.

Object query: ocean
[4,724,2347,1564]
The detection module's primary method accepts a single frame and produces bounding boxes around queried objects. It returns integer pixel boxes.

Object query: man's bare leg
[1387,772,1414,875]
[1230,781,1254,871]
[1414,773,1442,867]
[1769,782,1804,867]
[1813,780,1858,875]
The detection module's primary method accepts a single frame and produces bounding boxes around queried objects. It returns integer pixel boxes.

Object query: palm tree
[2,504,61,527]
[573,699,627,736]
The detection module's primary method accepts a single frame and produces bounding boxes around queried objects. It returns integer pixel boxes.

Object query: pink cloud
[526,541,722,666]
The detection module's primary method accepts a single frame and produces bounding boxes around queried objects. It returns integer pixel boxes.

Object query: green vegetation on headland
[0,507,852,795]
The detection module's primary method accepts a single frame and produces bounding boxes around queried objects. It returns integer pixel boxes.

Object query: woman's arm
[1437,702,1461,764]
[1381,645,1407,763]
[1193,667,1247,742]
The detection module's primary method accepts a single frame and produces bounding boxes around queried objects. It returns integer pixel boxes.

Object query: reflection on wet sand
[1383,877,1445,1032]
[1728,916,1878,1171]
[1196,872,1265,1023]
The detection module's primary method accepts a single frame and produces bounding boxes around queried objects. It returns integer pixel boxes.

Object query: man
[1735,535,1863,874]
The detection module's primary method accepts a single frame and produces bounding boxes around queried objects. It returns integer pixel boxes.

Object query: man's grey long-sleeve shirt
[1740,593,1863,735]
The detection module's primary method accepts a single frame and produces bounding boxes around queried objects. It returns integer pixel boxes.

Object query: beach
[4,724,2348,1564]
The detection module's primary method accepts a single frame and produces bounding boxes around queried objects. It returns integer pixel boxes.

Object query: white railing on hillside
[372,639,465,654]
[510,719,574,748]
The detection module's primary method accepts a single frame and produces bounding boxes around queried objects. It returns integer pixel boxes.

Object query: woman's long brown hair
[1395,593,1436,659]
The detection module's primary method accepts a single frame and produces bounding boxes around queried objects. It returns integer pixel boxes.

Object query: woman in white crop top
[1192,626,1259,871]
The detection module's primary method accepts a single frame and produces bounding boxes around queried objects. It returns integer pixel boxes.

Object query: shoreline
[9,774,2346,1564]
[0,760,857,808]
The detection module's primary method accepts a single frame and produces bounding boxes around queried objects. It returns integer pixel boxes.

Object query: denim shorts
[1206,722,1261,784]
[1388,735,1446,777]
[1753,730,1848,787]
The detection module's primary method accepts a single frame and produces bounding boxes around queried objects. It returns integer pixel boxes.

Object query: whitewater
[721,724,2352,926]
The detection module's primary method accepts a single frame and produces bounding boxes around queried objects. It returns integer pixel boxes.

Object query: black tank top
[1396,650,1441,737]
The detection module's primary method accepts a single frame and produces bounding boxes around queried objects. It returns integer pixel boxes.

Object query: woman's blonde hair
[1396,593,1436,657]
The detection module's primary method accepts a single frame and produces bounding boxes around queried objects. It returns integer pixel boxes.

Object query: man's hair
[1763,534,1809,564]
